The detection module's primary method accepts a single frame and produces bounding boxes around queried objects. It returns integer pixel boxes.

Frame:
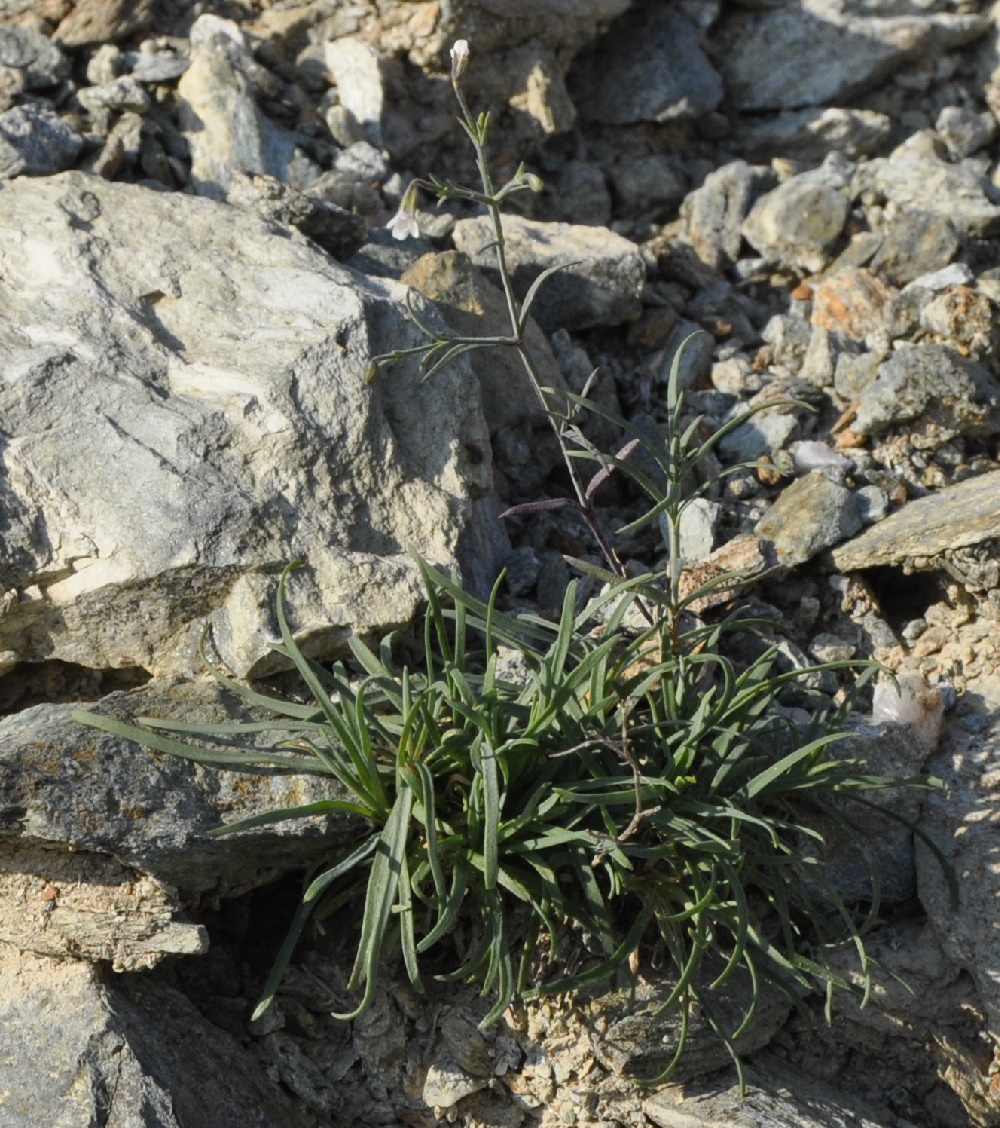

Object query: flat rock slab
[452,214,644,332]
[0,839,206,970]
[832,470,1000,572]
[0,680,357,899]
[0,171,500,679]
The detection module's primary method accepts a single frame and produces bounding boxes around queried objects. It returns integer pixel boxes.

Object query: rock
[126,49,189,84]
[423,1061,489,1109]
[919,285,998,356]
[935,104,996,159]
[738,107,892,163]
[177,15,299,200]
[813,710,940,903]
[452,214,644,332]
[856,484,888,524]
[742,168,850,273]
[718,410,799,464]
[834,352,881,401]
[852,343,999,444]
[866,211,960,287]
[918,685,1000,1039]
[504,43,577,135]
[570,5,723,124]
[591,970,791,1083]
[755,472,862,566]
[400,250,567,433]
[852,148,1000,237]
[54,0,154,47]
[0,838,206,970]
[0,102,82,177]
[810,268,896,341]
[0,948,317,1127]
[713,0,988,111]
[609,154,686,219]
[77,75,151,118]
[86,109,144,178]
[554,159,612,226]
[644,1057,899,1128]
[324,37,383,147]
[226,171,368,261]
[0,172,500,678]
[832,469,1000,572]
[679,160,777,270]
[3,683,356,897]
[672,498,720,565]
[0,24,68,89]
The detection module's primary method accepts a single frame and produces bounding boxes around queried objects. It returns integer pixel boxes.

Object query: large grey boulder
[0,171,502,680]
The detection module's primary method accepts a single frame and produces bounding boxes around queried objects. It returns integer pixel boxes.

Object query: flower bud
[450,39,470,80]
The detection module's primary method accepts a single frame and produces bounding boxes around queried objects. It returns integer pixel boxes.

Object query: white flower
[450,39,470,80]
[387,210,421,241]
[386,179,421,240]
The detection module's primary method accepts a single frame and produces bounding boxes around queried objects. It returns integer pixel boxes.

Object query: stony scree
[2,0,1000,1124]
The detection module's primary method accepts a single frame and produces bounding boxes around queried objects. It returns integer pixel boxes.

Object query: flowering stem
[450,75,626,579]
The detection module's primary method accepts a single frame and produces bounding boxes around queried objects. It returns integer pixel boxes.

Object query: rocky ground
[3,0,1000,1125]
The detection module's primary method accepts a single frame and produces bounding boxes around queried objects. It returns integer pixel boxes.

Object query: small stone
[0,66,25,113]
[668,497,720,565]
[0,104,83,178]
[77,76,151,117]
[400,250,565,433]
[834,352,880,401]
[906,262,973,292]
[610,154,686,219]
[810,267,896,341]
[867,211,959,287]
[503,546,541,597]
[852,150,1000,237]
[679,159,776,269]
[178,15,298,200]
[571,6,723,124]
[810,632,857,662]
[920,286,997,354]
[855,485,889,524]
[555,160,612,226]
[742,171,850,272]
[935,104,996,159]
[127,51,189,84]
[324,37,383,147]
[86,43,123,85]
[422,1062,488,1110]
[452,214,644,332]
[718,410,799,463]
[756,471,862,566]
[853,343,996,443]
[54,0,154,47]
[0,24,69,89]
